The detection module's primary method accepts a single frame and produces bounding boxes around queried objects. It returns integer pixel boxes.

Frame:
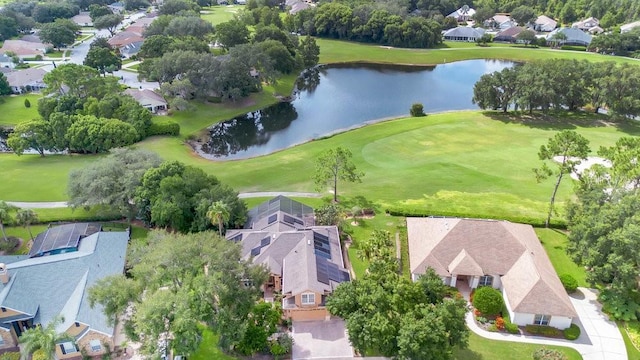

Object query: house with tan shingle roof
[407,217,577,329]
[226,196,350,321]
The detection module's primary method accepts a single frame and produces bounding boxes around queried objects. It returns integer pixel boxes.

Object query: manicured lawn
[454,332,582,360]
[619,321,640,360]
[45,50,65,58]
[0,154,104,201]
[318,38,640,65]
[535,228,588,287]
[5,111,638,212]
[0,94,42,126]
[200,5,243,25]
[137,111,640,223]
[190,328,237,360]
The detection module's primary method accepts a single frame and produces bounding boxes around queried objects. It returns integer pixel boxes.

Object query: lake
[196,59,515,160]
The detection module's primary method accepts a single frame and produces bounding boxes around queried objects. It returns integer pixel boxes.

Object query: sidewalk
[465,287,627,360]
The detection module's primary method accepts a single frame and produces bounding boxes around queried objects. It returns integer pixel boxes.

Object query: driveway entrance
[291,319,354,359]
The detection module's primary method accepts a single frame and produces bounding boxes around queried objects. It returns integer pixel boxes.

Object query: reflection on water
[198,59,515,160]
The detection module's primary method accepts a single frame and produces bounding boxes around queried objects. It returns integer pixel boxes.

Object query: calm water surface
[198,59,515,160]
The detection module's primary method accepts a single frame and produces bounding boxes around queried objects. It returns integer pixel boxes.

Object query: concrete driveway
[291,319,354,359]
[570,288,627,360]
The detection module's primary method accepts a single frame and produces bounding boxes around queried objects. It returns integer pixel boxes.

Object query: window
[89,339,102,352]
[1,307,5,312]
[301,293,315,305]
[533,314,551,326]
[60,341,78,354]
[479,275,493,287]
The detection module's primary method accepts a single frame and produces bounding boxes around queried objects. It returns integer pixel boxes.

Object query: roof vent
[0,263,8,284]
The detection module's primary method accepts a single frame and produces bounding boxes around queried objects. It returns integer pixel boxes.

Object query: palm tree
[16,209,38,241]
[0,201,15,243]
[20,317,70,360]
[206,201,230,236]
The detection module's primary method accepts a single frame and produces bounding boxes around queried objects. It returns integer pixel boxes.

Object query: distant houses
[5,68,47,94]
[0,54,14,69]
[107,16,155,58]
[447,5,476,23]
[572,17,599,32]
[124,89,168,113]
[72,12,93,27]
[546,27,593,46]
[443,27,485,42]
[533,15,557,32]
[494,26,525,43]
[0,39,46,59]
[620,20,640,33]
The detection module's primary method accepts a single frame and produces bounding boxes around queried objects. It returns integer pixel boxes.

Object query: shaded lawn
[0,94,42,126]
[3,224,48,254]
[535,228,588,287]
[619,321,640,360]
[454,332,582,360]
[190,327,237,360]
[318,38,640,65]
[200,5,243,25]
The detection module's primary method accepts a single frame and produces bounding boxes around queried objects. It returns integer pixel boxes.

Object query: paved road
[6,192,322,208]
[466,287,627,360]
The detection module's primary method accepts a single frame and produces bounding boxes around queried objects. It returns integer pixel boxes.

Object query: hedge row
[385,207,567,229]
[147,120,180,136]
[525,325,563,337]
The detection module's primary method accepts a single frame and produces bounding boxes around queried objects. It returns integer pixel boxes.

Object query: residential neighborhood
[1,0,640,359]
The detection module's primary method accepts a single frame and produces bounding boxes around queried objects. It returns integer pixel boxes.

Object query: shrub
[35,55,43,61]
[473,308,481,317]
[410,103,425,117]
[0,352,21,360]
[487,324,499,332]
[532,347,568,360]
[505,322,519,334]
[496,316,505,330]
[559,274,578,293]
[525,324,562,337]
[24,99,31,108]
[476,316,487,324]
[472,286,504,315]
[31,350,47,360]
[0,237,20,252]
[563,323,581,340]
[147,121,180,137]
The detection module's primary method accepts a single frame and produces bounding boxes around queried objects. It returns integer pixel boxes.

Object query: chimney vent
[0,263,8,284]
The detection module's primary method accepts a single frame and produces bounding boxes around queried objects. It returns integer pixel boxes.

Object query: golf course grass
[200,5,243,25]
[318,38,640,65]
[0,94,41,126]
[3,110,639,229]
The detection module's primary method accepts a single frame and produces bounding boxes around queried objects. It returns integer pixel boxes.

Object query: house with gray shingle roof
[443,26,485,42]
[226,196,350,321]
[5,68,47,94]
[407,217,577,330]
[0,225,129,358]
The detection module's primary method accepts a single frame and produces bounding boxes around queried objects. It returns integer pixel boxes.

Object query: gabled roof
[0,40,45,57]
[407,217,577,318]
[448,249,483,276]
[535,15,557,26]
[447,6,476,19]
[0,230,129,335]
[492,14,511,24]
[495,26,525,39]
[107,31,144,47]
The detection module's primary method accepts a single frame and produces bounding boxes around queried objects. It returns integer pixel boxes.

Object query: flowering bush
[495,316,505,330]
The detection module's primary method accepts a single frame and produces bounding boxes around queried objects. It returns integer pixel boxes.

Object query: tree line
[589,27,640,58]
[137,1,320,106]
[285,2,443,48]
[7,64,152,155]
[472,59,640,119]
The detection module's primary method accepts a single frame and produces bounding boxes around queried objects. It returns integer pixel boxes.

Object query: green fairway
[200,5,243,25]
[318,38,639,65]
[0,94,42,126]
[535,228,588,287]
[454,332,582,360]
[5,110,637,217]
[136,110,639,223]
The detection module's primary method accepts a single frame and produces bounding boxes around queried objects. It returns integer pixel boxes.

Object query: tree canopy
[327,256,468,359]
[89,230,268,357]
